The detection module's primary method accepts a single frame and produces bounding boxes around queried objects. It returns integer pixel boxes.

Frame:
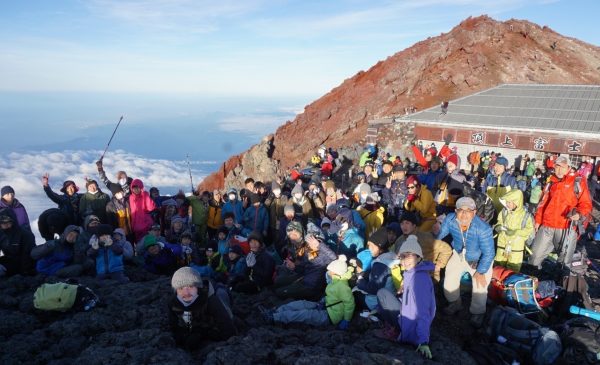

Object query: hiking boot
[470,314,485,328]
[443,299,463,316]
[373,324,399,342]
[258,305,274,324]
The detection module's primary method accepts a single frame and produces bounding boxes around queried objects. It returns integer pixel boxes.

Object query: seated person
[143,235,178,275]
[0,208,35,277]
[232,232,276,294]
[31,225,82,277]
[222,245,247,287]
[87,224,129,283]
[260,255,355,330]
[168,267,237,350]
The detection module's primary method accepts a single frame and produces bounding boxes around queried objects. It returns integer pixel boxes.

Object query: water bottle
[84,298,97,311]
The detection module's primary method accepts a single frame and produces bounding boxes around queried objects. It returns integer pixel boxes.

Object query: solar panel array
[399,84,600,133]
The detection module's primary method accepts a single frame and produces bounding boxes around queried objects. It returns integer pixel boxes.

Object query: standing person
[79,179,110,224]
[168,267,237,350]
[105,185,132,240]
[221,188,244,225]
[241,193,269,238]
[206,190,223,240]
[0,208,35,277]
[494,190,534,272]
[42,173,82,225]
[0,185,31,231]
[528,156,592,268]
[128,179,156,242]
[482,156,517,213]
[381,165,408,223]
[404,176,436,232]
[96,159,133,197]
[437,197,495,328]
[265,181,288,245]
[433,154,466,215]
[187,187,209,246]
[290,184,314,226]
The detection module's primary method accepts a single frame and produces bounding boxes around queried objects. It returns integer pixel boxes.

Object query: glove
[0,264,6,277]
[158,242,165,249]
[416,344,432,359]
[337,319,349,330]
[246,252,256,267]
[407,194,416,202]
[90,235,100,250]
[183,246,193,255]
[103,237,113,247]
[96,159,103,170]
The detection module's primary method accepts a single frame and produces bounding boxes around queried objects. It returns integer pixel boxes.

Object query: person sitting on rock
[143,235,179,275]
[357,193,385,240]
[223,245,246,287]
[31,225,83,277]
[274,224,337,300]
[205,239,226,273]
[135,223,167,257]
[0,208,35,277]
[168,267,237,350]
[259,255,355,330]
[112,228,134,262]
[403,175,436,232]
[232,232,276,294]
[87,224,129,283]
[190,252,215,279]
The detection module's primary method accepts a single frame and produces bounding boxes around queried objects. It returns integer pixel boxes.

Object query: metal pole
[99,116,124,161]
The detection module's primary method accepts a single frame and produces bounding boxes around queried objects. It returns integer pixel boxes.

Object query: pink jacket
[128,179,156,239]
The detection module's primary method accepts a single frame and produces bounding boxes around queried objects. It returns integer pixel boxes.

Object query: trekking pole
[186,154,194,194]
[99,116,124,161]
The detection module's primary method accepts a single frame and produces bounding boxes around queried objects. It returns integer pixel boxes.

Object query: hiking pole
[186,154,194,194]
[99,116,124,161]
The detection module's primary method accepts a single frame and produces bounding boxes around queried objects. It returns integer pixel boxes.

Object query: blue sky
[0,0,598,98]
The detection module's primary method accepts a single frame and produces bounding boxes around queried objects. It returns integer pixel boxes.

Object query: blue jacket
[418,168,443,192]
[356,251,398,310]
[437,213,495,274]
[339,227,363,258]
[241,204,269,235]
[400,261,436,346]
[351,210,367,238]
[88,243,125,275]
[221,199,244,224]
[482,172,517,192]
[356,249,373,272]
[191,264,215,279]
[35,243,73,275]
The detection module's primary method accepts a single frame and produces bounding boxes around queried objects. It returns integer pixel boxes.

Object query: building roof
[397,84,600,136]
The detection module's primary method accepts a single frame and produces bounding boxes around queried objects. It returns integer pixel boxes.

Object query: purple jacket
[0,198,30,229]
[399,261,436,346]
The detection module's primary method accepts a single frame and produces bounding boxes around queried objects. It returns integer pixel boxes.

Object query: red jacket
[535,173,592,229]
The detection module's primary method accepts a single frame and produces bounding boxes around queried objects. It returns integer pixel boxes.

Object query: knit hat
[284,204,295,215]
[171,216,185,225]
[144,235,159,248]
[113,228,126,239]
[366,193,380,204]
[1,186,15,196]
[0,209,14,224]
[226,188,237,196]
[286,220,304,235]
[446,154,460,168]
[291,184,304,196]
[455,197,476,210]
[92,224,113,237]
[368,228,390,250]
[386,222,401,237]
[327,255,348,277]
[180,230,192,239]
[60,180,79,193]
[247,231,263,245]
[495,156,509,167]
[357,183,371,195]
[171,267,203,290]
[229,245,244,256]
[406,175,419,187]
[399,211,419,226]
[306,222,325,241]
[110,184,123,195]
[397,235,423,258]
[426,147,438,157]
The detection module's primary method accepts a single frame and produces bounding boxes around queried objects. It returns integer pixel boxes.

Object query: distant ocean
[0,91,308,241]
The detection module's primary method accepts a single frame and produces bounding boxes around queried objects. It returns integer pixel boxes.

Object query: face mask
[273,189,281,197]
[360,194,368,203]
[119,178,127,185]
[294,193,303,200]
[228,194,236,201]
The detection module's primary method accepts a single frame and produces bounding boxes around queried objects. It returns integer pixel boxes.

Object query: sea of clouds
[0,149,215,242]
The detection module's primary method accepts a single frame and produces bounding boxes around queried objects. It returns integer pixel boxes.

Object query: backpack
[489,266,542,314]
[530,185,542,204]
[486,306,562,365]
[465,341,522,365]
[34,283,78,312]
[463,183,495,223]
[560,317,600,364]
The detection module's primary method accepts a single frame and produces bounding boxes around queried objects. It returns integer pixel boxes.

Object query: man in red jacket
[528,156,592,268]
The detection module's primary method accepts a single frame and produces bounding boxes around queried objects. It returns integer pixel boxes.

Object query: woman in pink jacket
[129,179,156,242]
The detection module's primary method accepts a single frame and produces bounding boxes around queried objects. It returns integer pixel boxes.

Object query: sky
[1,0,599,98]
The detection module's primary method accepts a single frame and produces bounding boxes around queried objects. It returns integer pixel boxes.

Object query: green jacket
[325,267,355,325]
[186,196,208,226]
[494,189,534,270]
[79,191,110,223]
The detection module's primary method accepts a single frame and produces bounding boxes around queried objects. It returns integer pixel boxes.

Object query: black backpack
[463,183,495,223]
[560,317,600,364]
[465,341,522,365]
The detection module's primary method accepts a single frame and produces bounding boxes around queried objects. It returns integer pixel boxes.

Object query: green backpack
[34,283,78,312]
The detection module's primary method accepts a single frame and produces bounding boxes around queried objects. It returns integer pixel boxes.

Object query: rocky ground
[1,232,599,364]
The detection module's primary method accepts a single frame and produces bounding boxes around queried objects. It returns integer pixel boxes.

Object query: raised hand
[42,173,49,187]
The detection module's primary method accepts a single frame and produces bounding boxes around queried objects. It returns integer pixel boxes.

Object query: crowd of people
[0,141,599,358]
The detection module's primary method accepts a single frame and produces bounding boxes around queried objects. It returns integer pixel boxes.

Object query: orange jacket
[534,173,592,229]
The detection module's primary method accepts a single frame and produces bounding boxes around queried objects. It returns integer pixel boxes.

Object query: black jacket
[0,208,36,276]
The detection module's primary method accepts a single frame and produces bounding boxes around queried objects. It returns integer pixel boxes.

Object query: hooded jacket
[128,179,156,240]
[494,189,534,271]
[338,226,364,258]
[535,172,592,229]
[30,225,80,275]
[399,261,436,346]
[0,208,35,276]
[357,204,385,239]
[221,198,244,225]
[404,185,436,232]
[437,213,495,274]
[433,155,466,211]
[325,267,356,325]
[295,241,337,289]
[0,198,30,230]
[207,199,223,230]
[241,203,269,236]
[482,171,517,212]
[186,195,208,227]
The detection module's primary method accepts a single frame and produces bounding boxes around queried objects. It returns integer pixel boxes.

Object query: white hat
[171,267,203,290]
[398,235,423,258]
[327,255,348,276]
[455,197,476,211]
